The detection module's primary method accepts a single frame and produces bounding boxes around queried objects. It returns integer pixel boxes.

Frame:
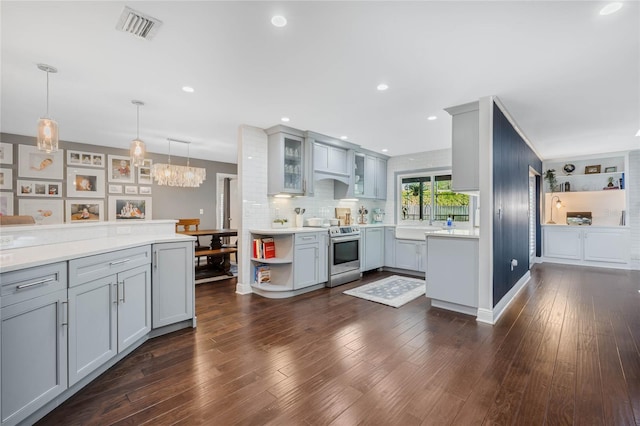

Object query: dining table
[176,228,238,278]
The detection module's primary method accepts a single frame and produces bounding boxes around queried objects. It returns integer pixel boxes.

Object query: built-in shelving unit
[542,152,628,227]
[250,232,294,291]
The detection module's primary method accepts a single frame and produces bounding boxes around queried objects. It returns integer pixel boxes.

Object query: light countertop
[0,234,195,273]
[249,227,328,235]
[426,228,480,239]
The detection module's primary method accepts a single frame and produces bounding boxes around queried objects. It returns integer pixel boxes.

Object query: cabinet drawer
[295,233,321,245]
[69,245,151,287]
[1,262,67,307]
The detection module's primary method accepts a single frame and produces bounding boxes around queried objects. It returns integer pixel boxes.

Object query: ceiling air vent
[116,6,162,40]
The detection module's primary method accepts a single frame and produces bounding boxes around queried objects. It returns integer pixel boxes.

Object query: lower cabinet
[1,263,68,426]
[67,246,152,387]
[362,227,384,272]
[68,264,151,386]
[293,232,328,289]
[543,226,629,265]
[394,240,427,272]
[152,242,194,328]
[384,227,396,267]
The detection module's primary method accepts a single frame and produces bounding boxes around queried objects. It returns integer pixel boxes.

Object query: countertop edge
[0,234,196,273]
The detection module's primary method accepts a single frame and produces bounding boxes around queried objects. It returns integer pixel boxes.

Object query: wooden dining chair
[176,218,208,266]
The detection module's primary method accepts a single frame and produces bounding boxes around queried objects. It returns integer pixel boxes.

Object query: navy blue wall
[492,103,542,307]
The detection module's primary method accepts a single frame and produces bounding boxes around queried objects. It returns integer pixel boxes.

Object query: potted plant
[544,169,558,192]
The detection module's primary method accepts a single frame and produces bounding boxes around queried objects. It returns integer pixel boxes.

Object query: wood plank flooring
[37,263,640,425]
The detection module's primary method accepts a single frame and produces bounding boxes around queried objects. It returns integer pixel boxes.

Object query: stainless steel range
[327,225,361,287]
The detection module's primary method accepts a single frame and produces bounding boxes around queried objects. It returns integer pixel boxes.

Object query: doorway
[216,173,239,230]
[528,169,539,268]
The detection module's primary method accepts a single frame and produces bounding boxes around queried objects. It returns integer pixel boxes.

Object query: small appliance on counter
[371,208,385,224]
[566,211,592,226]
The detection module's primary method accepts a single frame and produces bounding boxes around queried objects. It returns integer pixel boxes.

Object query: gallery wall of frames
[0,134,237,227]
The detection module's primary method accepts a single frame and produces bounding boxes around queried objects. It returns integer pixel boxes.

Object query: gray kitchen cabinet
[354,153,387,200]
[395,240,426,272]
[68,275,116,386]
[313,142,349,176]
[1,262,68,426]
[267,126,308,196]
[152,242,194,328]
[293,232,327,289]
[362,227,384,272]
[116,265,151,351]
[67,247,151,385]
[445,101,479,192]
[384,227,396,267]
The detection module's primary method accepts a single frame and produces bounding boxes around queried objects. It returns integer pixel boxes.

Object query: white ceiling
[1,1,638,164]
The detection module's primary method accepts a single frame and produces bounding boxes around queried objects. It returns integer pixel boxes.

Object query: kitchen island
[0,220,196,426]
[425,228,480,316]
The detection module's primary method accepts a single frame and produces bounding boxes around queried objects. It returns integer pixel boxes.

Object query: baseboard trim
[431,299,477,316]
[476,271,531,325]
[236,281,253,295]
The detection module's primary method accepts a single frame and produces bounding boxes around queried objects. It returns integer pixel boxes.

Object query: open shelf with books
[249,232,295,290]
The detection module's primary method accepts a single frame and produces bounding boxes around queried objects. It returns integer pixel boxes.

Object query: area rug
[343,275,425,308]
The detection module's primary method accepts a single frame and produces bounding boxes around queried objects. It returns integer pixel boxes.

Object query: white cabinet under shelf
[250,231,328,297]
[543,226,630,267]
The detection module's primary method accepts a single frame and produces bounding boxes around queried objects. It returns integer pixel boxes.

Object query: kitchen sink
[395,225,442,240]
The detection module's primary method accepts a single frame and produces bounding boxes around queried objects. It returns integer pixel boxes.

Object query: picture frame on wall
[19,199,63,224]
[67,150,105,168]
[65,200,104,222]
[109,196,151,220]
[18,144,64,179]
[67,167,105,198]
[17,180,62,197]
[108,184,123,194]
[139,186,152,195]
[604,166,617,173]
[0,143,14,165]
[138,159,153,184]
[124,185,138,194]
[108,155,134,183]
[0,168,13,190]
[0,193,13,216]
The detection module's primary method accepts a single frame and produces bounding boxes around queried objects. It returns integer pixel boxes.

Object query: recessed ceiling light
[427,115,437,121]
[599,2,623,15]
[381,149,388,153]
[281,117,290,122]
[182,86,194,93]
[377,84,389,91]
[636,128,640,137]
[271,15,287,27]
[340,136,348,140]
[247,156,253,160]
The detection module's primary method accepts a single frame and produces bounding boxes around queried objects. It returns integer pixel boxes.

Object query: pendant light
[129,100,146,167]
[36,64,59,153]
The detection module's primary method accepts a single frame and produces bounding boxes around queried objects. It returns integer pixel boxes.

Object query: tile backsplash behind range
[270,180,385,225]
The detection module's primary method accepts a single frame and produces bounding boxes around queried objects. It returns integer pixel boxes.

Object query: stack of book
[252,237,276,259]
[254,264,271,283]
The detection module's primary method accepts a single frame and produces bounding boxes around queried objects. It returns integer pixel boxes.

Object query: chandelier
[152,139,206,187]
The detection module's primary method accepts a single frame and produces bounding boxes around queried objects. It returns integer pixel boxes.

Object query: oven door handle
[331,235,360,243]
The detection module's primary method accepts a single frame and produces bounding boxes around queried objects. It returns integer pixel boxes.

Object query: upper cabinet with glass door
[354,152,387,200]
[266,126,309,196]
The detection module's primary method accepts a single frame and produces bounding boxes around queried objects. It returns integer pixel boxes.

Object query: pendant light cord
[168,139,172,165]
[45,70,50,118]
[136,104,140,139]
[187,143,191,167]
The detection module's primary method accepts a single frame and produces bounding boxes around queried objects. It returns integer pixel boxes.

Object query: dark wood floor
[38,263,640,425]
